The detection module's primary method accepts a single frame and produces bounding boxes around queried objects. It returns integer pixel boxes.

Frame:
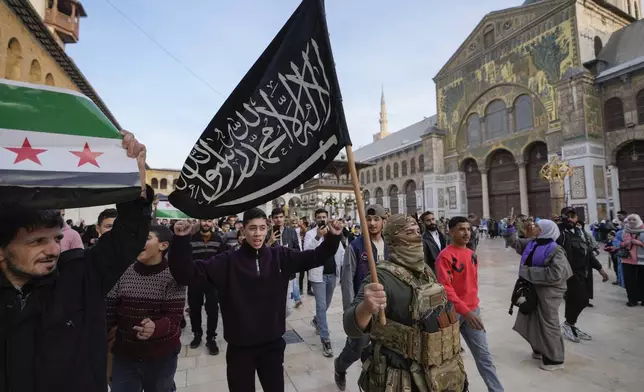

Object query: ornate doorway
[617,141,644,214]
[488,150,520,219]
[389,185,399,214]
[463,159,483,218]
[405,181,417,214]
[526,142,551,218]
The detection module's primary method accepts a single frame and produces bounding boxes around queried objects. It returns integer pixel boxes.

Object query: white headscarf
[536,219,560,241]
[625,214,644,232]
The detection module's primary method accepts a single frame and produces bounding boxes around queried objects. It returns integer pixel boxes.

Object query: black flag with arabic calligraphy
[169,0,351,218]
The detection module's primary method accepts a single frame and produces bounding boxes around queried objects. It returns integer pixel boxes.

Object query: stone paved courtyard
[174,238,644,391]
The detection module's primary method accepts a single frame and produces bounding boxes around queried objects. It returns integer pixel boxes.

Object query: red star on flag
[71,142,104,168]
[4,137,47,165]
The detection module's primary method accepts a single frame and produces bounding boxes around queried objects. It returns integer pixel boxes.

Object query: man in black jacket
[420,211,446,272]
[557,207,609,344]
[0,131,150,392]
[169,208,342,392]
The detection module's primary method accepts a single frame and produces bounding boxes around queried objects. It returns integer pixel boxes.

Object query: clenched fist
[133,318,155,340]
[173,220,197,236]
[363,283,387,314]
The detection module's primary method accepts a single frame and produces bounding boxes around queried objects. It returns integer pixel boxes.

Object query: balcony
[44,0,87,44]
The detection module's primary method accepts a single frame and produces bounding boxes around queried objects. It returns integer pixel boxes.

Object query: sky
[67,0,524,169]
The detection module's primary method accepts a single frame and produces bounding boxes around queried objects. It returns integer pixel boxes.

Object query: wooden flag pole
[345,144,386,326]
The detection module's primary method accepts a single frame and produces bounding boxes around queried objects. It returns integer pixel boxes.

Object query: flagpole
[345,145,386,326]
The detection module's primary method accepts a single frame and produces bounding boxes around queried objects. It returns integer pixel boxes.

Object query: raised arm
[90,186,153,295]
[503,225,531,255]
[168,222,226,291]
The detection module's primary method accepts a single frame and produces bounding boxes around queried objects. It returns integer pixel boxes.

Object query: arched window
[151,178,159,189]
[28,59,41,83]
[594,36,603,57]
[604,97,625,131]
[360,172,365,184]
[172,179,178,189]
[5,38,22,80]
[393,163,399,178]
[418,155,425,172]
[386,165,391,180]
[485,100,508,140]
[160,178,168,190]
[514,95,534,132]
[379,167,384,181]
[467,114,481,147]
[410,158,416,174]
[372,168,377,183]
[401,161,408,176]
[366,171,371,184]
[483,25,495,49]
[636,89,644,125]
[45,73,55,86]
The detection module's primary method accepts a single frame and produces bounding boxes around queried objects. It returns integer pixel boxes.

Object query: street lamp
[540,155,573,216]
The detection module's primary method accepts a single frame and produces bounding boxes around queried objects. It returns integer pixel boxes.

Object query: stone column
[398,194,406,214]
[415,189,424,213]
[383,196,390,209]
[550,179,565,217]
[518,161,529,216]
[481,169,490,219]
[609,165,621,213]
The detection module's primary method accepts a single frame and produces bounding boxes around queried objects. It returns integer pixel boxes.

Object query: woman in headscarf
[620,214,644,307]
[504,219,572,371]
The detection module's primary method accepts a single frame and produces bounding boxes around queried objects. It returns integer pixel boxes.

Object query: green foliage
[441,81,465,124]
[526,27,570,83]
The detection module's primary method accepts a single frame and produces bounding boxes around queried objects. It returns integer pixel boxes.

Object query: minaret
[374,87,390,141]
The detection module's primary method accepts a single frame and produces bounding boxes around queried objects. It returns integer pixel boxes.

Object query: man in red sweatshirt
[436,216,504,392]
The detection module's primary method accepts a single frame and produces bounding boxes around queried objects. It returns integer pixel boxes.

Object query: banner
[169,0,351,218]
[0,79,141,208]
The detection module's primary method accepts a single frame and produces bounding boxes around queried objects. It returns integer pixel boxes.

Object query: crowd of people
[3,133,643,392]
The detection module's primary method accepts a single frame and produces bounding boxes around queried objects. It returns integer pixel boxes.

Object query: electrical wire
[103,0,227,99]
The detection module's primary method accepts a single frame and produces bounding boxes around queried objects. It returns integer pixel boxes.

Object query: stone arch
[288,196,302,216]
[172,179,178,189]
[483,147,520,170]
[404,180,417,214]
[462,158,483,218]
[375,187,384,206]
[28,59,41,83]
[389,185,400,214]
[5,38,22,80]
[45,73,55,86]
[363,189,371,209]
[608,130,644,165]
[151,178,159,189]
[455,83,549,154]
[513,94,534,132]
[160,178,168,190]
[272,197,286,208]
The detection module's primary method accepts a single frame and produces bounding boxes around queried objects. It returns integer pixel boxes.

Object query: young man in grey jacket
[334,205,388,391]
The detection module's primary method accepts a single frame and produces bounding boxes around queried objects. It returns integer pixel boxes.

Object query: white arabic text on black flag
[169,0,351,218]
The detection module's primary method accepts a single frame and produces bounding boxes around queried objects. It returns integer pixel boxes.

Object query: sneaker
[322,340,333,357]
[531,352,543,360]
[307,288,315,296]
[575,326,592,341]
[310,318,320,335]
[612,281,619,285]
[586,303,594,308]
[561,323,580,343]
[206,339,219,356]
[334,358,346,391]
[189,334,202,349]
[627,301,638,307]
[540,363,564,371]
[295,300,303,308]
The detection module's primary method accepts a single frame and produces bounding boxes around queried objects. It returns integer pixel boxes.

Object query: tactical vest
[361,261,466,392]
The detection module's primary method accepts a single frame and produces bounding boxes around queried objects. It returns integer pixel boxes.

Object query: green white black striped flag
[0,79,141,208]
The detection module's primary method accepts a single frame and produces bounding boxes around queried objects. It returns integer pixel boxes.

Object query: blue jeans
[292,276,301,302]
[110,350,179,392]
[312,274,336,340]
[459,308,504,392]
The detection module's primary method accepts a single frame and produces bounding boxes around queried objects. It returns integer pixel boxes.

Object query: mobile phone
[273,226,280,235]
[317,220,326,229]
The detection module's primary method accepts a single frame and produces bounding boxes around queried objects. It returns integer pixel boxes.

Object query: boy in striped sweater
[107,225,186,392]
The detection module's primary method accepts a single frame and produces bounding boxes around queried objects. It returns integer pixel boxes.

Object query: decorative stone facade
[425,0,637,223]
